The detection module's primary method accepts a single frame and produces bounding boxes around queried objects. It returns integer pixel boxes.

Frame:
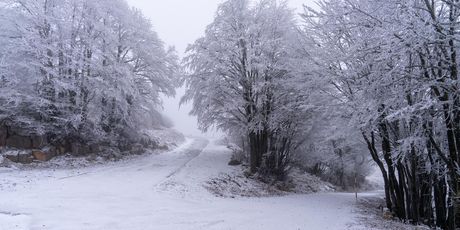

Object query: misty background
[125,0,312,137]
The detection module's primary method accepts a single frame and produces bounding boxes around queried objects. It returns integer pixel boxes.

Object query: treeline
[302,0,460,229]
[184,0,460,229]
[0,0,178,150]
[182,0,369,186]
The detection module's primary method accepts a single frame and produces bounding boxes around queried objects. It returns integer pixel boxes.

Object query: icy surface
[0,138,369,230]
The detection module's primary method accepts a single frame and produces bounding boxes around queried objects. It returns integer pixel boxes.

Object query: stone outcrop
[4,151,34,164]
[6,135,33,149]
[32,149,55,162]
[0,121,176,164]
[70,142,90,156]
[31,135,47,149]
[3,148,57,163]
[0,125,6,147]
[0,122,48,150]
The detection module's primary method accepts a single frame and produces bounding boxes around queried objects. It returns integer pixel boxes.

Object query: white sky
[126,0,315,136]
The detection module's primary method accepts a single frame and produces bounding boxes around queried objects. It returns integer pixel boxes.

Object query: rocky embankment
[0,122,185,164]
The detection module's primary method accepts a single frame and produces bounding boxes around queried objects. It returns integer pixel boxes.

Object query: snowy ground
[0,138,387,230]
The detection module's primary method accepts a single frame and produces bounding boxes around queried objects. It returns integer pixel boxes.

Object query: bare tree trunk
[363,131,392,210]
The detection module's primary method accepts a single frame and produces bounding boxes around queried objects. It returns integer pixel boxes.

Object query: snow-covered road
[0,138,368,230]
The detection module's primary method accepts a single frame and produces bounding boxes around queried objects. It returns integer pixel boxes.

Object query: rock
[4,151,34,164]
[89,143,102,153]
[0,156,13,167]
[0,125,7,147]
[32,150,55,161]
[56,146,67,155]
[31,150,44,161]
[6,135,32,149]
[70,142,90,156]
[53,138,72,155]
[31,135,47,149]
[18,153,34,164]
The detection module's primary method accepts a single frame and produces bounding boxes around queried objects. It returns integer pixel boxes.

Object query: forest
[0,0,178,156]
[1,0,460,229]
[183,0,460,229]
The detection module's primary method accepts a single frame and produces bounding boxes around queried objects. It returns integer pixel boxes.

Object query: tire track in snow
[55,138,197,180]
[155,138,209,194]
[165,139,209,179]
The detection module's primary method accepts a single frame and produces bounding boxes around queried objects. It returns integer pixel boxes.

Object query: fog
[126,0,315,137]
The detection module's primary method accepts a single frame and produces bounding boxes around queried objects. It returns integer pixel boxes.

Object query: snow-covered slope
[0,138,368,230]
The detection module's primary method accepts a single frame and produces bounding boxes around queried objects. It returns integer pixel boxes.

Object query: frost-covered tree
[301,0,460,228]
[0,0,177,148]
[183,0,310,178]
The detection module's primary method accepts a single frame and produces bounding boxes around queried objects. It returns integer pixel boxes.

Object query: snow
[0,213,30,230]
[0,138,368,230]
[205,166,336,198]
